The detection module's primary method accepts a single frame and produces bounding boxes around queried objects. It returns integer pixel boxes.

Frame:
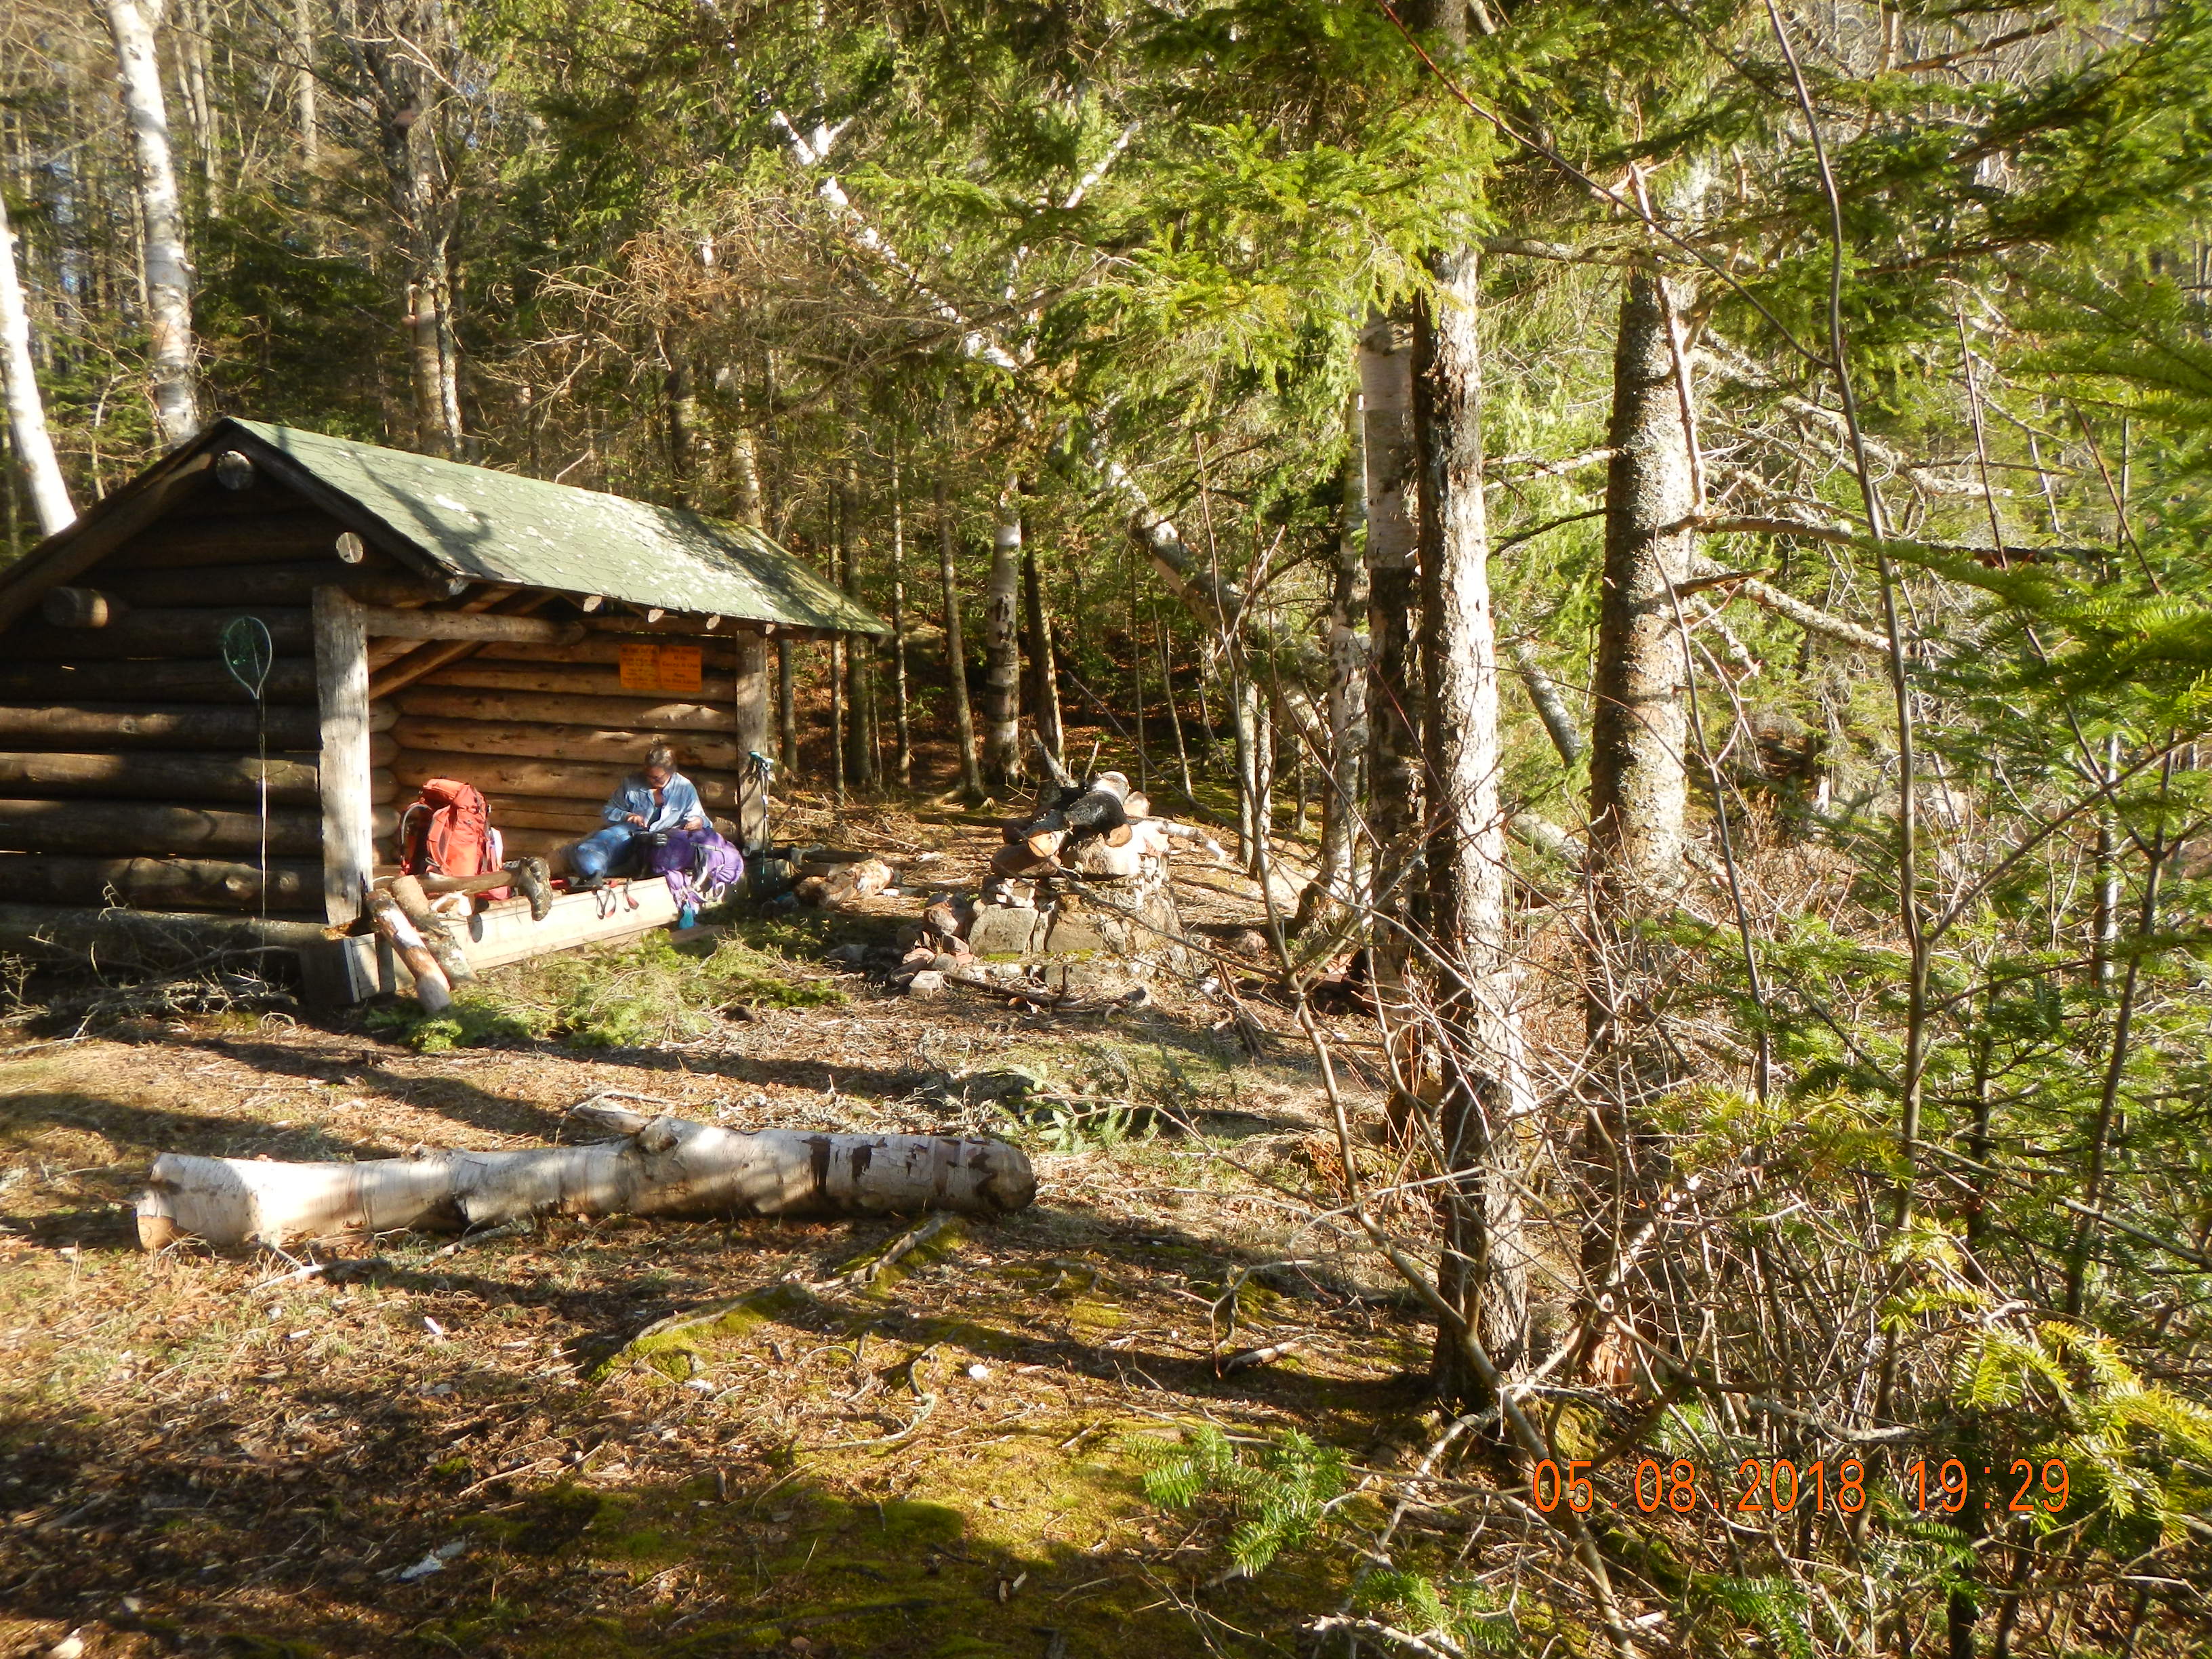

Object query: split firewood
[1151,820,1229,862]
[1025,825,1068,859]
[1124,792,1151,819]
[1102,822,1134,849]
[990,842,1059,880]
[1061,771,1131,837]
[388,874,475,985]
[364,889,453,1012]
[816,856,894,909]
[922,895,973,941]
[1070,837,1145,878]
[135,1099,1036,1250]
[944,971,1084,1009]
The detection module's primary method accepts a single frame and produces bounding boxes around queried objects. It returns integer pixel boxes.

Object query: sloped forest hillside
[3,3,2211,1657]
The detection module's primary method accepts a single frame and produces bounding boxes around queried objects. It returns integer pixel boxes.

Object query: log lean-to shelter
[0,418,886,1001]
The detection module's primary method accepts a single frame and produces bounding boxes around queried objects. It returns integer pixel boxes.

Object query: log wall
[0,466,390,920]
[382,631,763,869]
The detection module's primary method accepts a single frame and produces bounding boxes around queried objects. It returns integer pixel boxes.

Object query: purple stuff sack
[646,827,744,920]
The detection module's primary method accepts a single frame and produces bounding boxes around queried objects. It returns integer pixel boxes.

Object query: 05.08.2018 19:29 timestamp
[1529,1455,2071,1517]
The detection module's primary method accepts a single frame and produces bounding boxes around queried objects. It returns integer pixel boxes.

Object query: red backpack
[398,778,495,878]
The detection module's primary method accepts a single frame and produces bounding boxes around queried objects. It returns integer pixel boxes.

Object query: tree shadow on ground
[0,1380,1323,1658]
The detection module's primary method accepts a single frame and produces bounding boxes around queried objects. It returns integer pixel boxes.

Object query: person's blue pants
[570,825,640,881]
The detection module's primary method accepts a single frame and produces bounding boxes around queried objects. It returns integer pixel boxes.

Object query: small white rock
[423,1316,447,1338]
[966,1363,991,1381]
[49,1633,86,1659]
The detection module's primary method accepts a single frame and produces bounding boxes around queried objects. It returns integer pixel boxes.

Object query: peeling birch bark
[137,1103,1037,1250]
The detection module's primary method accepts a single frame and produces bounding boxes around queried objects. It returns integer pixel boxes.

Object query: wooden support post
[733,630,771,851]
[314,587,374,928]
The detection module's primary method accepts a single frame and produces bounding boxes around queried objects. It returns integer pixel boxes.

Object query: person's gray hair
[646,743,679,771]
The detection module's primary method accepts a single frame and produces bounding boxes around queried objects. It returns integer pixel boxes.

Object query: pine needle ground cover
[0,806,1441,1658]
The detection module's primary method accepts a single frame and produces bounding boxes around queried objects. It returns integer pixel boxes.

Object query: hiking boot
[508,856,554,920]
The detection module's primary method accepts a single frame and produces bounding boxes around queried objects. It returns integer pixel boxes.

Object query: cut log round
[419,661,739,701]
[0,750,321,805]
[137,1102,1038,1248]
[0,703,324,751]
[392,749,739,811]
[0,798,394,858]
[0,657,318,705]
[106,561,465,609]
[365,889,453,1012]
[395,687,735,734]
[42,587,123,628]
[1025,827,1067,859]
[5,608,314,660]
[0,853,323,909]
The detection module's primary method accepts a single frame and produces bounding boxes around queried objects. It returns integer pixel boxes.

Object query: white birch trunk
[983,477,1024,787]
[1414,247,1536,1400]
[294,0,320,169]
[935,475,982,797]
[103,0,201,448]
[0,193,74,536]
[138,1103,1036,1250]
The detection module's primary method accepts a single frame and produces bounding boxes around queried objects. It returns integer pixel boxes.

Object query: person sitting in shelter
[569,743,708,890]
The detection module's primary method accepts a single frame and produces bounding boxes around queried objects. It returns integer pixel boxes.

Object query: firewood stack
[897,761,1223,996]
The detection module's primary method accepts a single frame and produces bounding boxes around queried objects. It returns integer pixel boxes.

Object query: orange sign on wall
[618,642,704,696]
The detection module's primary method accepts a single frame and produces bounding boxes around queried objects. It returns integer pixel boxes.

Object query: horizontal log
[392,749,739,811]
[481,794,605,833]
[491,826,578,865]
[4,608,314,661]
[0,657,317,705]
[108,510,360,570]
[0,798,396,857]
[0,750,321,804]
[0,903,329,960]
[392,716,739,771]
[396,687,733,733]
[106,560,468,609]
[0,854,323,910]
[138,1102,1036,1248]
[0,702,325,750]
[418,661,738,701]
[582,614,770,638]
[477,638,744,670]
[43,587,120,628]
[357,607,585,644]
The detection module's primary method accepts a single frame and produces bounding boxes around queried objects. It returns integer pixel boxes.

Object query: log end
[136,1206,181,1253]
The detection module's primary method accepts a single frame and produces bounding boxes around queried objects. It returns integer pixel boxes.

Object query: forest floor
[0,796,1452,1659]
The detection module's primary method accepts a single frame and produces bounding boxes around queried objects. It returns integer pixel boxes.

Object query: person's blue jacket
[601,773,705,832]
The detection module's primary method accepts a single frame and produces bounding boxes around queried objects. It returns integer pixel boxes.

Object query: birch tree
[101,0,201,447]
[0,191,74,536]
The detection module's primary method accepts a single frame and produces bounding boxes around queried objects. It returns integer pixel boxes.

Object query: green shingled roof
[231,419,886,635]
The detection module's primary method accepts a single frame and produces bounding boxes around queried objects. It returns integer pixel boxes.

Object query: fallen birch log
[136,1100,1037,1250]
